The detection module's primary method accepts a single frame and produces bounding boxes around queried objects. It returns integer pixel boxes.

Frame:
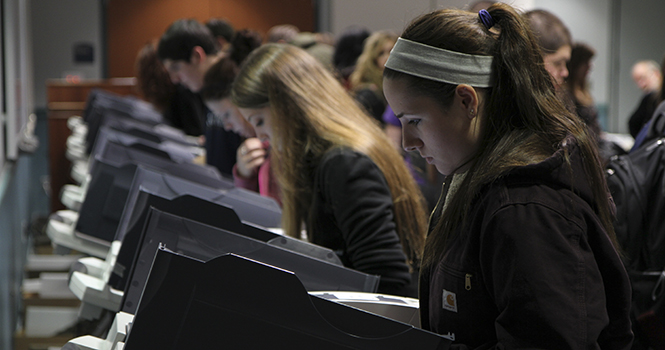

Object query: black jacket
[307,148,414,296]
[421,140,633,349]
[165,84,206,136]
[629,92,659,138]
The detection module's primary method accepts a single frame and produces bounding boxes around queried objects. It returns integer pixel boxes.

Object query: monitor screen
[123,247,450,349]
[109,166,282,290]
[83,89,163,155]
[120,208,379,314]
[101,114,197,148]
[88,134,223,186]
[88,126,198,169]
[74,161,138,246]
[74,148,230,246]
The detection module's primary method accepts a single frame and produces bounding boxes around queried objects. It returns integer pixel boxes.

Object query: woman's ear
[455,84,479,119]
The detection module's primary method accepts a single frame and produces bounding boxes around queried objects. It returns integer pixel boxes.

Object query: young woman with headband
[383,3,632,348]
[231,43,428,297]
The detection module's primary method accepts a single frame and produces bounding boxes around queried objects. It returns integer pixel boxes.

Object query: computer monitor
[114,166,280,243]
[83,90,159,124]
[120,208,379,314]
[109,166,284,291]
[110,189,338,292]
[88,132,222,183]
[100,113,163,144]
[83,90,164,155]
[74,162,138,247]
[74,149,231,246]
[123,247,451,349]
[110,192,238,291]
[88,126,199,170]
[101,114,197,148]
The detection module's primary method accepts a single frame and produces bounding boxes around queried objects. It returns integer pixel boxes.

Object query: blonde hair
[232,43,427,265]
[349,31,397,97]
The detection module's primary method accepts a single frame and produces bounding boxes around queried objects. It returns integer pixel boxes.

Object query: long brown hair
[565,43,595,104]
[385,3,617,268]
[232,43,427,265]
[135,40,175,112]
[349,30,397,97]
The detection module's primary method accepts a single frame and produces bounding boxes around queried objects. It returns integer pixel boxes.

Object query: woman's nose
[403,144,418,152]
[402,129,421,152]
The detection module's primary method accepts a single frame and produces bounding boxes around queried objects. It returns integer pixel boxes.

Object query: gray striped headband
[385,37,494,87]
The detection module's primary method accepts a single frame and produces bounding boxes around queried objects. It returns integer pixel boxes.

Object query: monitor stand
[46,210,109,258]
[62,311,132,350]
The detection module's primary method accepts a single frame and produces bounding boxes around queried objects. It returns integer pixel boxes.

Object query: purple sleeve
[382,105,401,127]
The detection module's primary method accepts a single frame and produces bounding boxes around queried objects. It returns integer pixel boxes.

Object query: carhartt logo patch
[442,289,457,313]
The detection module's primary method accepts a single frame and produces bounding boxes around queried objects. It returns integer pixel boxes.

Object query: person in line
[524,9,572,88]
[629,59,663,138]
[135,41,177,121]
[349,30,398,126]
[565,42,627,160]
[289,31,335,72]
[157,19,242,177]
[333,25,370,89]
[564,42,603,141]
[231,43,428,297]
[525,9,622,159]
[205,18,235,52]
[383,4,633,348]
[630,57,665,151]
[266,24,299,44]
[200,29,280,205]
[135,40,206,138]
[632,60,662,94]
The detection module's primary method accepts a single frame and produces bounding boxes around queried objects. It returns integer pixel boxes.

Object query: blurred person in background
[333,25,370,88]
[205,18,235,52]
[349,30,398,126]
[628,59,663,138]
[158,18,242,177]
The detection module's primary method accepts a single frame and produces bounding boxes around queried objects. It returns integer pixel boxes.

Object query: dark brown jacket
[421,141,633,349]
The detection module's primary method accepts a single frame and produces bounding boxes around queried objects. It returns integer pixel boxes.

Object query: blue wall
[0,110,50,347]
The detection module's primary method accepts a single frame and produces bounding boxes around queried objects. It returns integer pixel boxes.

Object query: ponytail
[482,4,573,148]
[486,4,619,254]
[386,3,620,268]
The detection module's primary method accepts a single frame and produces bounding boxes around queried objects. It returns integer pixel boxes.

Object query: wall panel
[209,0,314,36]
[107,0,210,78]
[107,0,315,78]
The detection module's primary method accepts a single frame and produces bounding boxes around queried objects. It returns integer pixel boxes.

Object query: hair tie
[478,9,495,30]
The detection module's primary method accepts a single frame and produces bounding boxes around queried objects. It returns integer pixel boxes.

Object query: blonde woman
[349,30,398,124]
[231,43,427,297]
